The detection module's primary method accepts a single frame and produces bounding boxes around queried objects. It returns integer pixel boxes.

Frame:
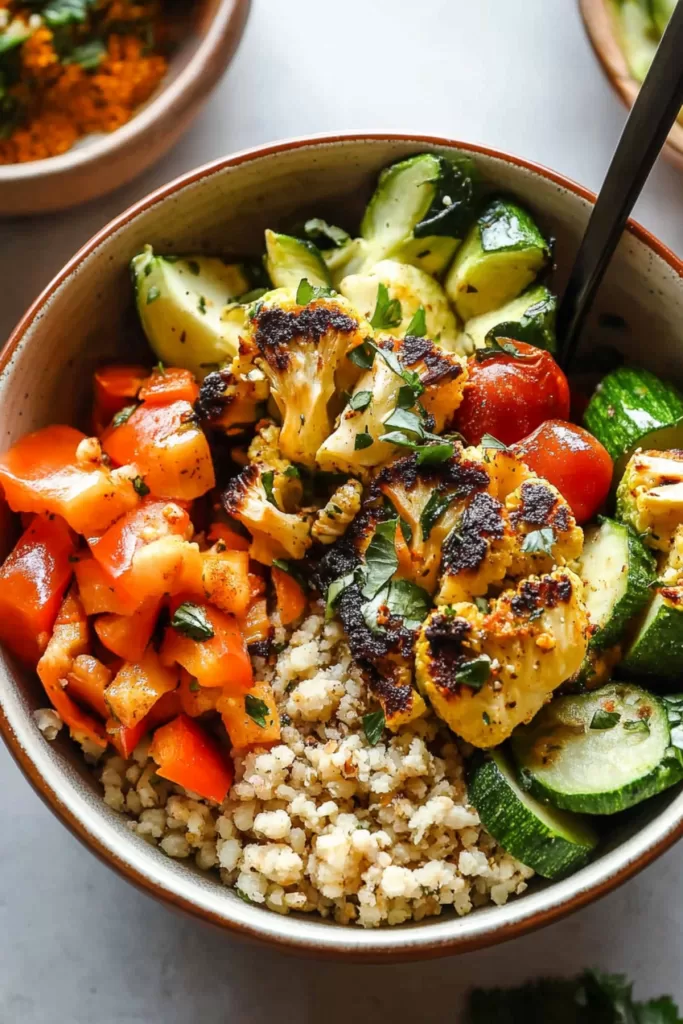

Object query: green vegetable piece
[171,602,215,642]
[521,527,555,556]
[265,230,332,291]
[354,431,374,450]
[370,282,403,330]
[363,710,386,746]
[405,306,427,338]
[420,490,455,541]
[362,519,399,599]
[245,694,270,728]
[348,390,372,412]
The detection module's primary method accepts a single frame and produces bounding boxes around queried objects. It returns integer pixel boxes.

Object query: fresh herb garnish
[283,465,300,479]
[261,470,278,507]
[132,476,150,497]
[455,655,492,691]
[347,341,375,369]
[384,579,431,628]
[363,710,386,746]
[420,490,454,540]
[480,433,509,451]
[405,305,427,338]
[303,218,350,248]
[355,431,374,450]
[146,286,160,305]
[348,390,372,412]
[171,602,214,641]
[398,516,413,547]
[590,708,621,730]
[41,0,96,28]
[362,519,398,599]
[624,718,650,735]
[62,38,107,70]
[521,527,555,556]
[245,693,270,728]
[382,406,424,436]
[482,711,491,726]
[111,404,137,428]
[154,360,166,376]
[370,282,402,330]
[379,429,455,466]
[475,336,529,361]
[296,278,334,305]
[325,571,356,621]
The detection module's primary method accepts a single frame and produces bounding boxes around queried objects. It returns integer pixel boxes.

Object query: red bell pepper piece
[160,600,253,694]
[93,364,148,433]
[137,367,199,406]
[150,714,234,803]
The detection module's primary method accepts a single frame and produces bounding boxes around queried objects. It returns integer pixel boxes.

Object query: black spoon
[557,0,683,369]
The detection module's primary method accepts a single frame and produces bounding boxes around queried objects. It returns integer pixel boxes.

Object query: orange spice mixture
[0,1,170,164]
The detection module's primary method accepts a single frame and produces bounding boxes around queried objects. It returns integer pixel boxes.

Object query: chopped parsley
[354,431,374,450]
[363,710,386,746]
[347,341,375,369]
[245,693,270,729]
[348,390,372,412]
[132,476,150,497]
[111,404,137,428]
[420,490,455,540]
[261,470,278,507]
[455,655,492,691]
[589,708,621,730]
[521,527,556,556]
[170,602,214,642]
[361,519,398,599]
[370,282,403,330]
[296,277,334,305]
[405,305,427,338]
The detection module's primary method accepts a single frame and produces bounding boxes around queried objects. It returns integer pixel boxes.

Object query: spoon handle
[557,1,683,368]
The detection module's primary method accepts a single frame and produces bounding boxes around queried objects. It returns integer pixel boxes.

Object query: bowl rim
[578,0,683,169]
[0,0,249,183]
[2,130,683,961]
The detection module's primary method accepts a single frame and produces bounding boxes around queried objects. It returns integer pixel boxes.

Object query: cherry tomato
[453,341,570,446]
[512,419,613,524]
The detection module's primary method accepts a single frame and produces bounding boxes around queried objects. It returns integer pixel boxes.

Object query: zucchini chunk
[339,259,462,351]
[131,247,254,377]
[511,683,683,815]
[357,153,478,276]
[462,284,557,354]
[616,448,683,551]
[583,367,683,469]
[622,590,683,679]
[468,749,598,880]
[444,198,551,321]
[264,230,332,290]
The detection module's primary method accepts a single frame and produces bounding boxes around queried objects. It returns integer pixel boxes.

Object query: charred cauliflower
[317,335,467,476]
[222,462,311,565]
[195,352,269,432]
[246,288,371,466]
[415,568,589,748]
[617,448,683,551]
[505,476,583,577]
[311,479,363,545]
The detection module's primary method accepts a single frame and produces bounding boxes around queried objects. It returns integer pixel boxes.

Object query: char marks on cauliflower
[253,304,359,367]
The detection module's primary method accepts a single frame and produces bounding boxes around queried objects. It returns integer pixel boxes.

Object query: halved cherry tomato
[102,400,215,501]
[512,419,613,524]
[160,601,253,693]
[150,714,234,803]
[0,513,75,665]
[138,367,199,406]
[453,342,570,446]
[93,364,148,433]
[0,424,138,535]
[272,565,306,625]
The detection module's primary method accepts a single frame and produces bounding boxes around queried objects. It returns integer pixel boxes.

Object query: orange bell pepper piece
[37,590,108,750]
[150,714,233,803]
[201,548,252,617]
[66,654,112,719]
[394,523,414,579]
[160,601,253,694]
[272,565,307,625]
[0,513,75,665]
[178,671,223,717]
[138,367,200,406]
[207,523,250,551]
[93,364,148,433]
[106,687,182,757]
[102,400,215,501]
[219,683,281,753]
[74,555,137,615]
[239,597,272,648]
[104,647,180,729]
[94,597,161,663]
[0,424,139,535]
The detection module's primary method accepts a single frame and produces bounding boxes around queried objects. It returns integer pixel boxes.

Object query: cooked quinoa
[98,607,533,928]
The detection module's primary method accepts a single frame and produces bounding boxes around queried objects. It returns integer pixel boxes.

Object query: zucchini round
[468,749,598,880]
[511,683,683,815]
[622,588,683,679]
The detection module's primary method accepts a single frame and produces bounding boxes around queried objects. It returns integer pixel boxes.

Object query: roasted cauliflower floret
[617,448,683,551]
[222,462,311,565]
[195,352,269,431]
[415,568,589,748]
[436,490,517,604]
[505,476,583,577]
[661,523,683,586]
[317,335,467,476]
[247,288,371,466]
[246,420,303,510]
[311,479,363,545]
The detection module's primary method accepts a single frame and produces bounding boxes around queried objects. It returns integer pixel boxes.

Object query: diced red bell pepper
[0,424,139,535]
[207,523,250,551]
[102,400,215,501]
[66,654,112,719]
[107,687,182,757]
[272,565,307,625]
[93,364,148,433]
[0,513,75,665]
[104,647,180,729]
[178,670,223,717]
[137,367,199,406]
[160,601,253,694]
[150,714,234,803]
[239,597,272,648]
[219,683,281,753]
[94,597,161,663]
[74,555,137,616]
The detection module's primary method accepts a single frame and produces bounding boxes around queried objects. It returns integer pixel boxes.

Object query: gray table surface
[2,1,683,1020]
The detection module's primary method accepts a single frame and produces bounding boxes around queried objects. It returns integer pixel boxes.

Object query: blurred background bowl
[0,0,251,217]
[579,0,683,171]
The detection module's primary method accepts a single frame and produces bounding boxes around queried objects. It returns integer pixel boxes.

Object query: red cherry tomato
[453,342,571,446]
[512,419,613,524]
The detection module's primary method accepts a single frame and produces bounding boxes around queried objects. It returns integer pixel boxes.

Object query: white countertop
[2,1,683,1019]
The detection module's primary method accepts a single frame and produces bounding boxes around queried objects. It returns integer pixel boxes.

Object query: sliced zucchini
[583,367,683,470]
[323,238,370,289]
[444,198,551,322]
[462,284,557,353]
[578,517,656,653]
[511,683,683,815]
[613,0,659,82]
[264,230,332,291]
[468,749,597,880]
[131,247,253,377]
[622,586,683,678]
[339,259,462,351]
[358,153,478,276]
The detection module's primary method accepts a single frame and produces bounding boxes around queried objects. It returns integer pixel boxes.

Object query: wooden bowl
[579,0,683,171]
[0,0,250,216]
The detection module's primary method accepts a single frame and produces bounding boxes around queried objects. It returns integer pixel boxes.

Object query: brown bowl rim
[1,131,682,960]
[579,0,683,170]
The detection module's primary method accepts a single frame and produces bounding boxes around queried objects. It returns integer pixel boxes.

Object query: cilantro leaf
[111,404,137,428]
[385,579,431,629]
[363,710,386,746]
[348,390,372,412]
[325,572,356,621]
[370,283,403,330]
[405,305,427,338]
[261,470,278,507]
[347,341,375,369]
[245,693,270,728]
[362,519,398,599]
[171,602,214,641]
[379,430,455,466]
[480,433,509,451]
[590,708,621,730]
[420,490,454,540]
[455,655,492,691]
[132,476,150,497]
[383,407,424,436]
[296,278,334,305]
[521,527,555,556]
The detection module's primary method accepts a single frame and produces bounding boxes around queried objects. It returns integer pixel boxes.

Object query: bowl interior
[2,135,683,959]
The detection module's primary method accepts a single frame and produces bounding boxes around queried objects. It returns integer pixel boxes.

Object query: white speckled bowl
[1,133,682,960]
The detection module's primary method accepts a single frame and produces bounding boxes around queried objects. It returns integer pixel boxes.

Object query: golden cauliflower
[617,448,683,551]
[504,475,583,578]
[222,462,311,565]
[311,479,363,545]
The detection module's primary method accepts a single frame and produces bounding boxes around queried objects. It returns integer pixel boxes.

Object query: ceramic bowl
[0,0,250,217]
[1,133,683,961]
[579,0,683,171]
